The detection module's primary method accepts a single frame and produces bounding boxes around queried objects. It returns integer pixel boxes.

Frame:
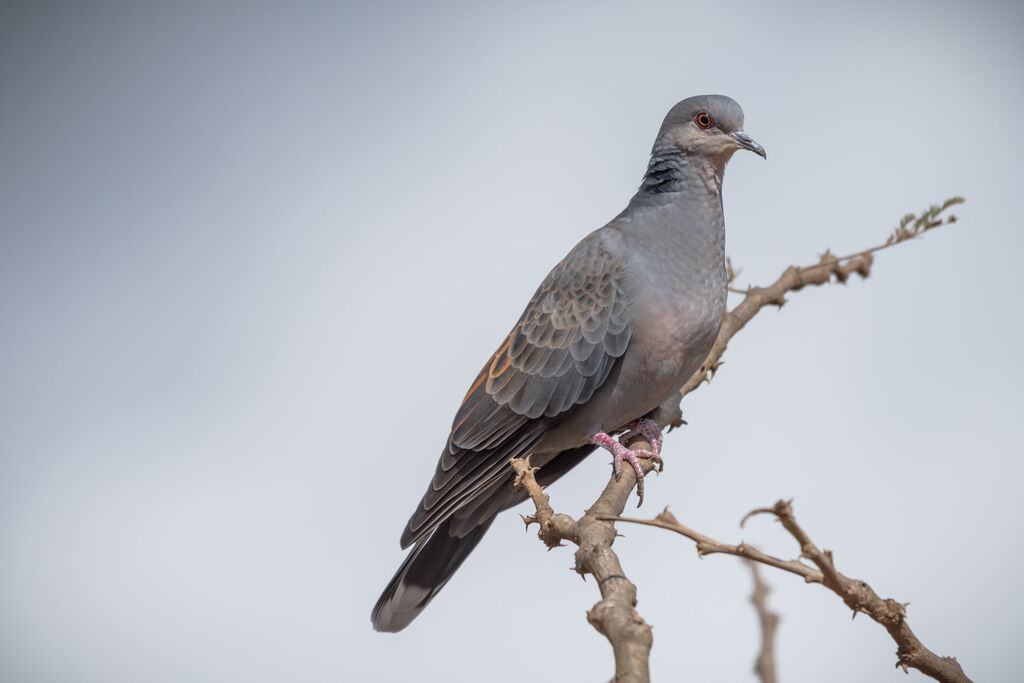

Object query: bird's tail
[371,515,495,632]
[372,443,596,632]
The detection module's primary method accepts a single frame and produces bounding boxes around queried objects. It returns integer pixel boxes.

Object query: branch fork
[512,436,657,683]
[609,500,972,683]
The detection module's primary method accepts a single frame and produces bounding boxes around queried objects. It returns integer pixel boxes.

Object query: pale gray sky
[2,1,1022,681]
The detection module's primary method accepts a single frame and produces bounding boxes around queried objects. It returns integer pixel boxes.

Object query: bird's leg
[622,417,664,463]
[591,432,662,506]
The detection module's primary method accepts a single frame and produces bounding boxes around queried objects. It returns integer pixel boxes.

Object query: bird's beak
[728,131,766,159]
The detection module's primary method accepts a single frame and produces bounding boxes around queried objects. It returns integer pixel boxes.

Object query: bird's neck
[638,151,726,198]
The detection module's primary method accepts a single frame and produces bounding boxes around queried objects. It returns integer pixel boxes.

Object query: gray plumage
[373,95,765,632]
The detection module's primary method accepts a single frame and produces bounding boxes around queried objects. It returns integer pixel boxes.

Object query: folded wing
[401,231,632,547]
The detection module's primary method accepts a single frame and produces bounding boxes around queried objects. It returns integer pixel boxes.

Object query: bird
[372,95,765,632]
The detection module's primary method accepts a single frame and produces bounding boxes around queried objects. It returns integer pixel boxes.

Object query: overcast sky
[2,1,1022,681]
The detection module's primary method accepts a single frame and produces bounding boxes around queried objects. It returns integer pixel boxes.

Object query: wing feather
[401,230,632,547]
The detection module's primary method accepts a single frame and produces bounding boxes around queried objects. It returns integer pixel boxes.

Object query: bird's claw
[622,417,664,462]
[592,431,663,506]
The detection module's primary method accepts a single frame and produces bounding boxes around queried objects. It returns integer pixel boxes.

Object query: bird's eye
[694,112,714,129]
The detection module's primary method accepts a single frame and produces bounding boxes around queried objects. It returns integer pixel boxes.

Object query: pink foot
[592,432,663,506]
[622,417,664,463]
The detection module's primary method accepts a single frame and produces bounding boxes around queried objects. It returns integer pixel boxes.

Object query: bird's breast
[618,226,727,411]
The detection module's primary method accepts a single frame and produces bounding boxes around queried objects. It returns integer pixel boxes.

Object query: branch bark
[512,434,657,683]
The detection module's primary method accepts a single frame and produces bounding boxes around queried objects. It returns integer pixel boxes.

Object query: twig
[603,501,972,683]
[512,433,657,683]
[666,197,963,417]
[748,560,779,683]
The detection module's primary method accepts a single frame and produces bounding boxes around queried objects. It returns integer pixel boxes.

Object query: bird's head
[654,94,766,163]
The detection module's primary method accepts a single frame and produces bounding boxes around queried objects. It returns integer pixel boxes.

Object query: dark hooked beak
[728,131,767,159]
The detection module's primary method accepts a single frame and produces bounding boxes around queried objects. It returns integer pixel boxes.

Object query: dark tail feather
[372,443,596,632]
[371,516,495,632]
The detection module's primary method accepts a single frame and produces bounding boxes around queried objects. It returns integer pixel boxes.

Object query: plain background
[2,1,1022,681]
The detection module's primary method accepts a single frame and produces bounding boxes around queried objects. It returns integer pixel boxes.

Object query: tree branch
[512,434,657,683]
[605,501,972,683]
[665,196,964,421]
[511,197,967,680]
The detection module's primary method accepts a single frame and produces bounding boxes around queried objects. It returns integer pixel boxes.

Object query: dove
[372,95,765,632]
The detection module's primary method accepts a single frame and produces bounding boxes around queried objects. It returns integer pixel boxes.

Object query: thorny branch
[512,433,657,683]
[671,196,963,411]
[606,502,972,683]
[513,198,967,682]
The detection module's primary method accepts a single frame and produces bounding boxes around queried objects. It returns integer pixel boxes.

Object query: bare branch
[605,501,972,683]
[664,197,963,421]
[512,434,658,683]
[604,507,824,583]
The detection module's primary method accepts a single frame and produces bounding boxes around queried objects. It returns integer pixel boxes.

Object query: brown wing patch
[487,354,512,380]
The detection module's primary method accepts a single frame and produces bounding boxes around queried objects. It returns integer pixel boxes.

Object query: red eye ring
[694,112,714,129]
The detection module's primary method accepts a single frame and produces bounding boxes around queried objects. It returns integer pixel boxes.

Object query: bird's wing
[402,231,632,546]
